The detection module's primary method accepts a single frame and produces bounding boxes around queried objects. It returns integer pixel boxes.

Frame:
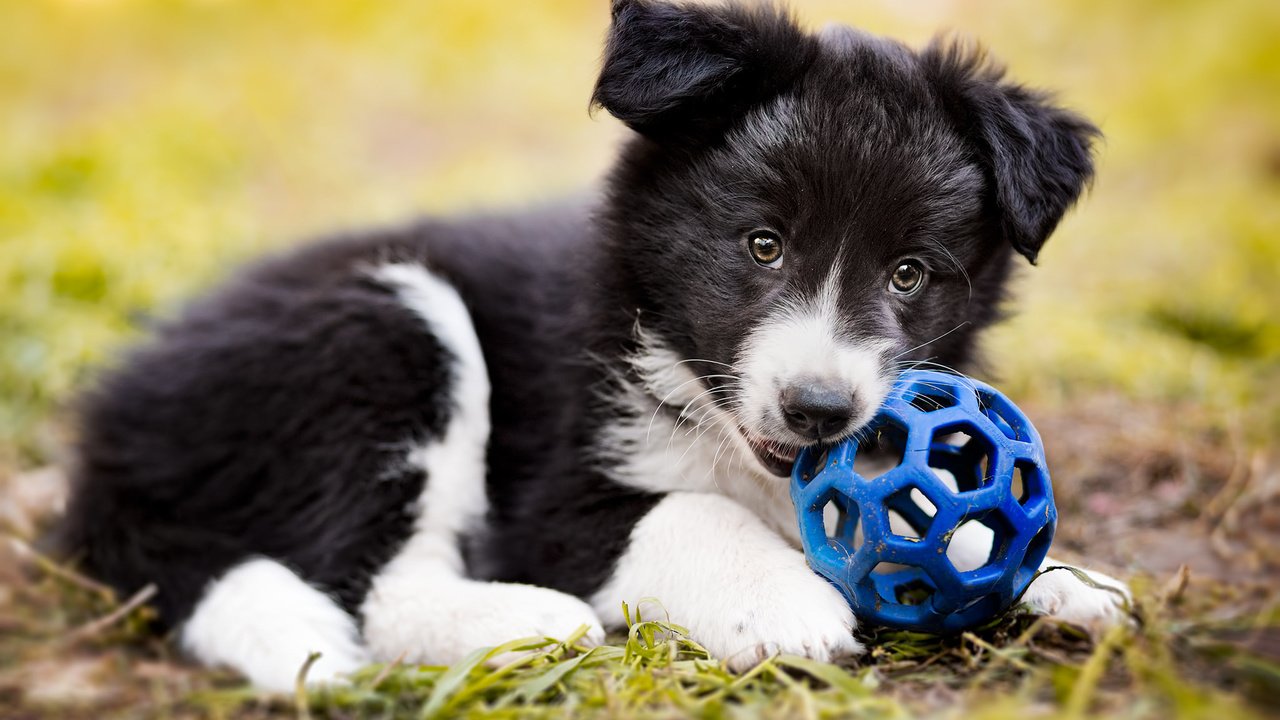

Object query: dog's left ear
[591,0,817,138]
[922,40,1100,264]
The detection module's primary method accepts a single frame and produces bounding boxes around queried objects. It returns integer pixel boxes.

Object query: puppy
[60,0,1129,691]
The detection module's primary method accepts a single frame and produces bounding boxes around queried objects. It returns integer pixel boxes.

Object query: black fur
[60,0,1097,633]
[63,236,454,622]
[920,40,1099,263]
[591,0,818,138]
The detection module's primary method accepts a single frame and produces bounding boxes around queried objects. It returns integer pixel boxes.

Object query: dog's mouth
[739,427,802,477]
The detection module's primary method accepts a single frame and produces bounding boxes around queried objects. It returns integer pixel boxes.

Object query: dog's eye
[889,260,926,295]
[748,230,783,267]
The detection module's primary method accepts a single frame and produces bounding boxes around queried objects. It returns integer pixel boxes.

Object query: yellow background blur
[2,0,1277,469]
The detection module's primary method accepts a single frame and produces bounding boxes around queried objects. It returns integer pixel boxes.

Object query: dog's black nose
[781,381,855,440]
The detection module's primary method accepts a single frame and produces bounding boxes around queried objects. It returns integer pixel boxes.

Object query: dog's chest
[595,397,803,547]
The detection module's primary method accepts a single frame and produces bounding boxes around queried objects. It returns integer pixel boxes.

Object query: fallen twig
[367,649,409,690]
[295,652,322,720]
[8,535,115,599]
[61,582,156,644]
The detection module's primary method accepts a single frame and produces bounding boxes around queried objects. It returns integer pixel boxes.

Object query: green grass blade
[418,645,491,719]
[506,648,595,705]
[774,654,870,697]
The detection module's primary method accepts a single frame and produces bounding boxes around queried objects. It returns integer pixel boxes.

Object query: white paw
[707,567,864,673]
[477,584,607,666]
[181,558,370,693]
[1022,563,1132,634]
[591,493,863,673]
[362,574,605,666]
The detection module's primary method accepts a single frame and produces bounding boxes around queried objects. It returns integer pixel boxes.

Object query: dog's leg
[361,557,605,665]
[930,455,1131,632]
[591,491,862,671]
[945,526,1131,632]
[362,263,604,664]
[181,558,368,692]
[1020,557,1131,632]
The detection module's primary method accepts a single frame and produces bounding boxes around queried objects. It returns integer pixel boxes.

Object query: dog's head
[594,0,1098,477]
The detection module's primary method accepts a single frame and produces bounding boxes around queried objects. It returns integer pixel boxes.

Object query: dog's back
[61,202,609,687]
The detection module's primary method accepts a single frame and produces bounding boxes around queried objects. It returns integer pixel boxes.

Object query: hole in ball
[894,579,934,606]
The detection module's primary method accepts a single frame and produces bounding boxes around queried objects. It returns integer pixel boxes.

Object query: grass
[2,546,1274,719]
[1,0,1278,717]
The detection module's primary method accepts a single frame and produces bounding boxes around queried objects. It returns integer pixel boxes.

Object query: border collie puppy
[61,0,1129,691]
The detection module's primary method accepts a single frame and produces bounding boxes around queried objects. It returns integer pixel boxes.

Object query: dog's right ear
[591,0,817,138]
[921,39,1100,264]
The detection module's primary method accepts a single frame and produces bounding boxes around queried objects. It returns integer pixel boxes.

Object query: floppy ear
[591,0,818,138]
[922,40,1100,264]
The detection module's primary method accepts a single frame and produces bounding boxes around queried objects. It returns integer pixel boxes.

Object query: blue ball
[789,370,1056,634]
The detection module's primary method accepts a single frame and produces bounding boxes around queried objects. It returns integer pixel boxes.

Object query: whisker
[883,360,982,408]
[668,392,739,450]
[673,406,736,471]
[680,390,742,432]
[706,421,738,483]
[670,358,741,372]
[644,373,741,443]
[890,321,970,361]
[678,401,742,447]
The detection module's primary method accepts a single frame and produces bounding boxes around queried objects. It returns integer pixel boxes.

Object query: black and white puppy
[61,0,1129,691]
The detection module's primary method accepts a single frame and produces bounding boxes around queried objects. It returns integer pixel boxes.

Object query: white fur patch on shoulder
[362,261,600,668]
[591,492,862,672]
[372,262,490,570]
[181,558,368,693]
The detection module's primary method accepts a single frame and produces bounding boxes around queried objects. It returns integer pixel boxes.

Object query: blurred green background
[1,0,1277,472]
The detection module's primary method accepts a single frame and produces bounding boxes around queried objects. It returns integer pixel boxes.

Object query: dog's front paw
[706,567,864,673]
[1022,562,1132,634]
[594,493,863,673]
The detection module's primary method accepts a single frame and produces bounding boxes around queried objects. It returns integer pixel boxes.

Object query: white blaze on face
[736,269,894,443]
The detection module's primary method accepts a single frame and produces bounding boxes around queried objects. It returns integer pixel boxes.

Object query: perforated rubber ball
[789,370,1056,634]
